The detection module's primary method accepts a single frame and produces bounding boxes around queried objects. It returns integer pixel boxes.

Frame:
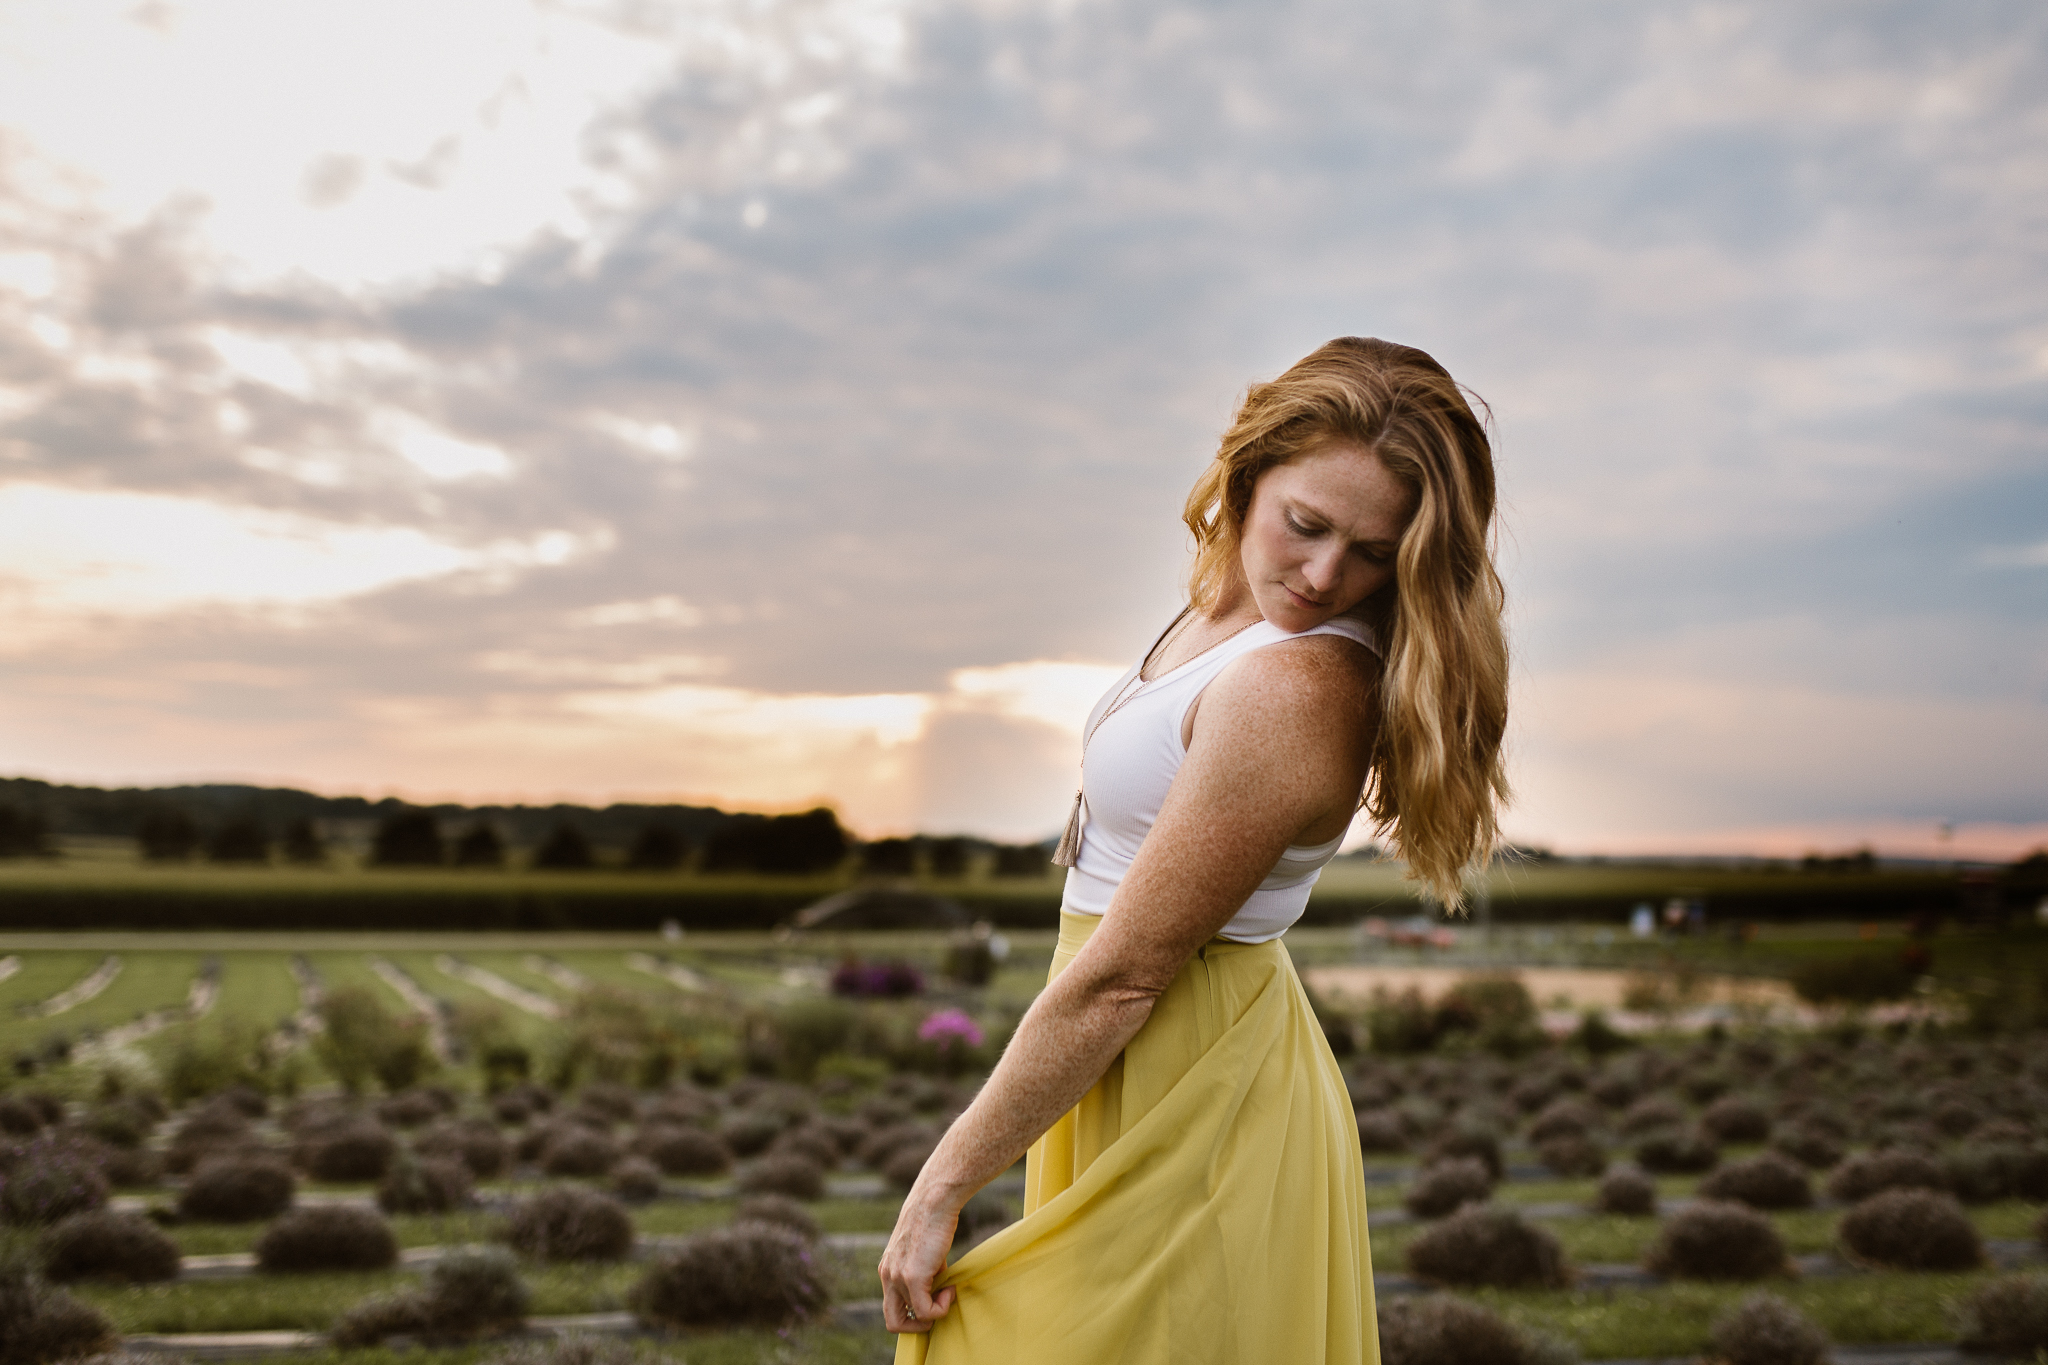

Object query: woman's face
[1238,443,1416,633]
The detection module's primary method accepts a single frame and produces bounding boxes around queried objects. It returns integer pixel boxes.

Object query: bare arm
[877,635,1374,1332]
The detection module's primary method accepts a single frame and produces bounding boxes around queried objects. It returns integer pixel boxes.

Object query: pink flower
[917,1008,985,1051]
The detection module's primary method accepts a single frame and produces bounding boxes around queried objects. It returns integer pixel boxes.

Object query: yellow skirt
[895,911,1376,1364]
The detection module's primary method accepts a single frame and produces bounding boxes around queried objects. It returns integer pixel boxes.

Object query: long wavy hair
[1182,337,1509,909]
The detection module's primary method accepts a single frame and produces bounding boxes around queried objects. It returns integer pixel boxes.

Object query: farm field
[0,913,2038,1362]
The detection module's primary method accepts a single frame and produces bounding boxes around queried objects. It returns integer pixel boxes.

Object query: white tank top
[1059,614,1380,943]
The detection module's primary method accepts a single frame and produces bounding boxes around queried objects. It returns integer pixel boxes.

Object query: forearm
[902,966,1159,1213]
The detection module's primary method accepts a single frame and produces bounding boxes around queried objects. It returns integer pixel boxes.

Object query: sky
[0,0,2043,858]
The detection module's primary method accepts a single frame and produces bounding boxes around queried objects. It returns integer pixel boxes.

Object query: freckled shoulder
[1212,632,1376,710]
[1194,632,1378,749]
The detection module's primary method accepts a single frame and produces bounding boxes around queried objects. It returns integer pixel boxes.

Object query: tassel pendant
[1051,788,1084,867]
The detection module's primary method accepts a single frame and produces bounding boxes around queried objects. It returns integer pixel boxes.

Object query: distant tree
[992,843,1049,879]
[281,819,326,865]
[372,810,443,867]
[928,837,971,880]
[206,819,270,863]
[452,824,505,868]
[136,807,201,861]
[0,803,50,858]
[860,838,916,877]
[703,808,849,876]
[532,822,596,871]
[626,824,688,871]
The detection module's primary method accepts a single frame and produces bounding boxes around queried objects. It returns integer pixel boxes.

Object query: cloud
[0,0,2043,852]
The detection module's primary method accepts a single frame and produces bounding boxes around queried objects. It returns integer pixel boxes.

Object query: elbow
[1082,969,1173,1015]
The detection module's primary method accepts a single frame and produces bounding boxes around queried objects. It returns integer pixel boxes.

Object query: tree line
[0,778,1052,880]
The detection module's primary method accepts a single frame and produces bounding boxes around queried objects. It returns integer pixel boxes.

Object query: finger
[908,1280,951,1325]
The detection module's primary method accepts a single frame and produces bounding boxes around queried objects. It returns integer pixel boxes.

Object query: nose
[1302,545,1344,594]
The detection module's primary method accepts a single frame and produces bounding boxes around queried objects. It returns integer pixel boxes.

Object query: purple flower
[917,1008,986,1052]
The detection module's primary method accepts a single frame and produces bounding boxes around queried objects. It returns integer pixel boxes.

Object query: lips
[1284,585,1327,609]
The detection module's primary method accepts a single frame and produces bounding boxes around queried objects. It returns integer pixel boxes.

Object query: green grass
[0,950,206,1058]
[75,1245,883,1334]
[1469,1272,1983,1359]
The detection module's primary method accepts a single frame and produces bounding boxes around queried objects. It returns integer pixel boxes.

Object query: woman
[880,337,1509,1363]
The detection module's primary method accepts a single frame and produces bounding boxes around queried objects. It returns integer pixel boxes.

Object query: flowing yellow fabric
[895,911,1376,1364]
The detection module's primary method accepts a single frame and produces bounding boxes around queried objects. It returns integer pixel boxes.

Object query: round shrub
[1645,1199,1788,1281]
[1538,1135,1607,1178]
[1597,1167,1657,1215]
[734,1194,820,1244]
[1956,1273,2048,1358]
[1837,1188,1981,1271]
[628,1225,828,1331]
[0,1098,46,1137]
[304,1122,397,1183]
[1770,1124,1843,1171]
[741,1153,827,1202]
[1423,1128,1503,1181]
[1589,1072,1638,1109]
[377,1154,473,1215]
[1930,1099,1985,1139]
[1376,1295,1572,1365]
[955,1188,1015,1250]
[37,1210,180,1283]
[1620,1096,1685,1134]
[1355,1111,1406,1153]
[0,1135,109,1225]
[414,1119,509,1180]
[881,1141,936,1196]
[1528,1098,1601,1144]
[256,1204,399,1273]
[1824,1149,1945,1203]
[610,1156,662,1203]
[858,1096,913,1129]
[1709,1292,1830,1365]
[1636,1127,1720,1175]
[817,1117,870,1158]
[1698,1153,1814,1211]
[540,1128,620,1178]
[376,1091,442,1129]
[857,1122,933,1171]
[635,1126,731,1178]
[98,1144,162,1190]
[719,1110,786,1159]
[1404,1157,1494,1219]
[577,1083,639,1124]
[490,1093,533,1126]
[332,1245,530,1346]
[769,1126,839,1170]
[1682,1069,1733,1105]
[644,1089,718,1129]
[1700,1095,1771,1144]
[505,1187,635,1262]
[1404,1205,1570,1289]
[1942,1143,2048,1204]
[80,1105,149,1151]
[0,1258,116,1362]
[179,1155,295,1222]
[166,1106,253,1174]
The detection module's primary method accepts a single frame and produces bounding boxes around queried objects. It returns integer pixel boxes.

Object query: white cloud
[0,483,590,616]
[948,661,1127,736]
[376,410,513,482]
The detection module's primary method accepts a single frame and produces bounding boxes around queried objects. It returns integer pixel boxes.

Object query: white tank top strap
[1059,612,1380,944]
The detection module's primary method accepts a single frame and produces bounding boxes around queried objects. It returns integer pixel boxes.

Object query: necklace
[1049,607,1264,869]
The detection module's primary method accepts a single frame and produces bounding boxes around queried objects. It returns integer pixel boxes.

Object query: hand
[878,1194,960,1333]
